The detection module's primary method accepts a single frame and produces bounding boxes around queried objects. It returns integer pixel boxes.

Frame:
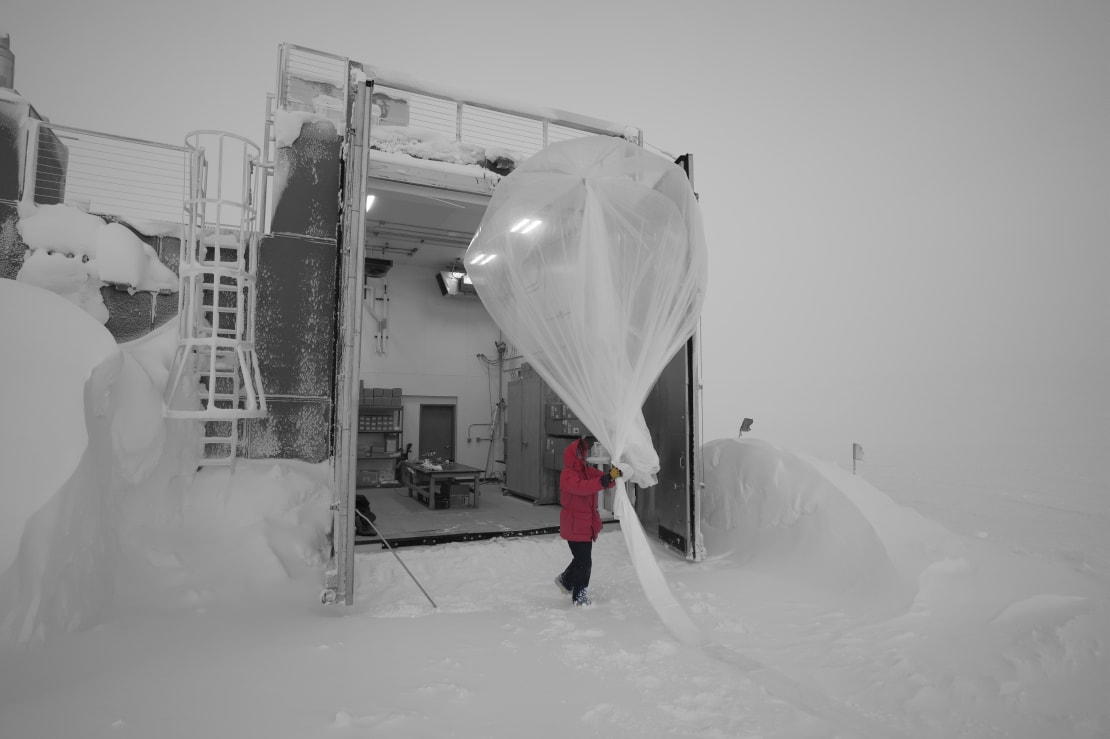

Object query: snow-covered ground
[1,275,1108,738]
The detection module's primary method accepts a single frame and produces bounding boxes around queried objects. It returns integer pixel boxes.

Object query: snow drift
[0,278,121,640]
[15,202,179,325]
[701,437,956,608]
[1,281,1106,735]
[0,278,331,643]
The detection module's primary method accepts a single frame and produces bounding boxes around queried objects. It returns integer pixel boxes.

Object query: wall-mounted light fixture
[436,259,478,298]
[365,194,376,212]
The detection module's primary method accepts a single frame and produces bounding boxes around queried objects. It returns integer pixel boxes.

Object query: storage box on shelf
[356,386,404,488]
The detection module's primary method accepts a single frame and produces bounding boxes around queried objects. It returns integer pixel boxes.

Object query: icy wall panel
[100,286,176,343]
[270,119,340,241]
[0,202,25,280]
[244,398,331,462]
[151,234,180,329]
[0,98,21,202]
[152,231,180,276]
[254,233,337,398]
[99,224,178,343]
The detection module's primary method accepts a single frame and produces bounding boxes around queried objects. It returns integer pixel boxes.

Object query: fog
[5,0,1108,473]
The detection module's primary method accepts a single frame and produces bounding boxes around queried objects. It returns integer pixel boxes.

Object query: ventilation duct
[366,257,392,277]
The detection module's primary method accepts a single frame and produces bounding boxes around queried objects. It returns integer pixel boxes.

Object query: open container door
[635,153,704,560]
[638,335,703,560]
[326,73,372,605]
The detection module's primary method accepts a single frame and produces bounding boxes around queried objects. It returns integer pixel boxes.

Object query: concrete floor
[354,483,617,548]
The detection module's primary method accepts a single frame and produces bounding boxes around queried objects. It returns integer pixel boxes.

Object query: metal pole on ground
[355,508,438,609]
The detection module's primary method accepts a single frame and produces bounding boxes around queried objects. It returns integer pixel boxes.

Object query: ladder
[164,131,267,465]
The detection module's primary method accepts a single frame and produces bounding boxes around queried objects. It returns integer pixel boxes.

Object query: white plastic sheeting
[466,135,708,642]
[466,135,707,486]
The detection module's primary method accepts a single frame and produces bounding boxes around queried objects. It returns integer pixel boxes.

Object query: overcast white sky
[5,0,1108,469]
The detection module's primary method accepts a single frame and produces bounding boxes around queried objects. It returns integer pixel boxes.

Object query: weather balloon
[466,135,708,643]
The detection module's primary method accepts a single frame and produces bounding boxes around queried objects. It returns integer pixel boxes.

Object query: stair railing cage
[163,131,267,464]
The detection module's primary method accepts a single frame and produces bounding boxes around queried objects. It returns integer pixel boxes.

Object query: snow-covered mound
[0,278,332,643]
[114,459,333,612]
[16,202,179,325]
[700,437,946,606]
[0,279,121,641]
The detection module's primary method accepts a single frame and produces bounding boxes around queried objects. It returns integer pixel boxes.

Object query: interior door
[419,404,457,461]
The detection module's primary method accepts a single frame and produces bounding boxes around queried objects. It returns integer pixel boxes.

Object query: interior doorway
[419,403,456,461]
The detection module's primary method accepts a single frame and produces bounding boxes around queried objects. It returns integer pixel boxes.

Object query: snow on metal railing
[275,43,643,164]
[276,43,349,131]
[30,121,192,227]
[367,79,642,160]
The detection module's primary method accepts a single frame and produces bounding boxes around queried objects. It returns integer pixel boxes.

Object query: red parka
[559,438,610,542]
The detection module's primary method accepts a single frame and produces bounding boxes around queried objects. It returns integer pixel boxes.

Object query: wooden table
[400,461,483,509]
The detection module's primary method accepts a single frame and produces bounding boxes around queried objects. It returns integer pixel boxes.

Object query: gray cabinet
[505,369,590,505]
[505,373,544,500]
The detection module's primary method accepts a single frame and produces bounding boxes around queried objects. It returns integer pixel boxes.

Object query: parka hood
[563,437,588,468]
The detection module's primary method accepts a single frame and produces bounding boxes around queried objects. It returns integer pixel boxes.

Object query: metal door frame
[330,73,371,606]
[680,153,705,561]
[686,331,706,561]
[637,152,704,561]
[638,334,704,561]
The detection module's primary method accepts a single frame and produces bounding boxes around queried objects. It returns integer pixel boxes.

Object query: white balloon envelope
[467,135,708,643]
[466,135,708,488]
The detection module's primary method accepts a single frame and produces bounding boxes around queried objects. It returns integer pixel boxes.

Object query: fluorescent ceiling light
[365,195,376,212]
[478,254,497,265]
[520,219,542,234]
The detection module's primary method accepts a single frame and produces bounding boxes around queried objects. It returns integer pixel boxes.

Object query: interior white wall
[358,262,506,470]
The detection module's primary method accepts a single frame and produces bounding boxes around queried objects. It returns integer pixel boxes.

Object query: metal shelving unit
[356,388,405,488]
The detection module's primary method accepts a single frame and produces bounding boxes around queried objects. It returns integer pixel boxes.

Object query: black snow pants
[561,540,593,601]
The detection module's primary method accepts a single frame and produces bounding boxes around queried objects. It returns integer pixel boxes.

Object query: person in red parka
[554,435,621,606]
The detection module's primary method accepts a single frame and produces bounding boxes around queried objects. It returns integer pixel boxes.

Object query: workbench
[400,461,483,509]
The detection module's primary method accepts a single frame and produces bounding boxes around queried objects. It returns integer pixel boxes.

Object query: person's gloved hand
[599,466,622,489]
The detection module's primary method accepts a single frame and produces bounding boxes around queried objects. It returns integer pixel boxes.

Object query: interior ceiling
[363,179,489,270]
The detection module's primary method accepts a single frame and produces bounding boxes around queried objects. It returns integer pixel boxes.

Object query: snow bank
[0,279,121,641]
[14,203,178,325]
[0,276,331,643]
[700,438,941,605]
[0,280,118,571]
[114,459,333,612]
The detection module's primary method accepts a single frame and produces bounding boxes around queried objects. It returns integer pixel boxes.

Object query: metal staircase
[164,131,267,465]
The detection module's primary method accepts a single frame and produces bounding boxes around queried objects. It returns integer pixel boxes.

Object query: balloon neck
[612,483,629,519]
